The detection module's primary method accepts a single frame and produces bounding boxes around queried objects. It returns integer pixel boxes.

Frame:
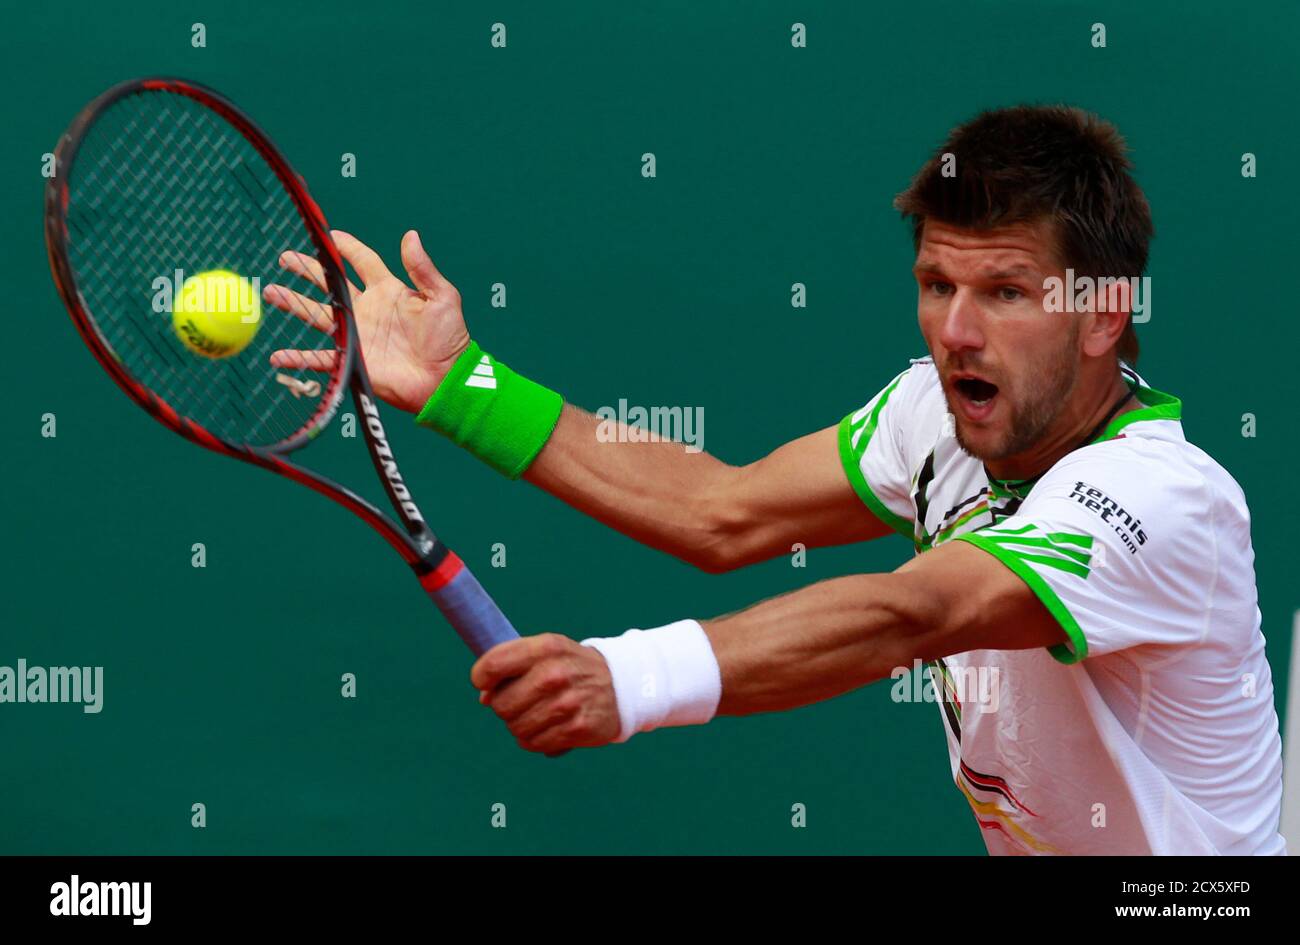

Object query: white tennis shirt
[839,357,1286,855]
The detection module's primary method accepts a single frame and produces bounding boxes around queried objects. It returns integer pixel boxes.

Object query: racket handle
[420,552,520,656]
[421,553,570,757]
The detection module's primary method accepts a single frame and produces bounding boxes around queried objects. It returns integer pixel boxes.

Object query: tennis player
[305,106,1287,855]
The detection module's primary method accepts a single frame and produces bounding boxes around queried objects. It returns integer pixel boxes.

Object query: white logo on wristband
[466,355,497,389]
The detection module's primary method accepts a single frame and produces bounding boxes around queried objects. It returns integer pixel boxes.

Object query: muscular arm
[705,540,1064,715]
[524,407,892,572]
[472,539,1067,752]
[263,230,889,573]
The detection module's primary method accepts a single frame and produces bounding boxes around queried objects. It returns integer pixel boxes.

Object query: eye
[997,286,1023,302]
[927,281,954,297]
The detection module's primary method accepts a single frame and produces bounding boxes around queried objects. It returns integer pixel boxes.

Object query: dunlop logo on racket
[360,392,423,524]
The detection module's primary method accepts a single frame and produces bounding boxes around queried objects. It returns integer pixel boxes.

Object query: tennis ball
[172,269,262,359]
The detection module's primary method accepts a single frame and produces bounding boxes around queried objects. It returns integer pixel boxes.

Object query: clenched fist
[471,634,622,754]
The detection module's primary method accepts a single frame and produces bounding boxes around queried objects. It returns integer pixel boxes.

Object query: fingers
[517,717,594,755]
[280,231,448,303]
[400,230,449,296]
[263,283,336,334]
[470,634,569,692]
[470,635,620,754]
[277,248,359,309]
[485,654,579,721]
[507,688,582,742]
[269,349,338,372]
[278,250,334,295]
[333,229,394,287]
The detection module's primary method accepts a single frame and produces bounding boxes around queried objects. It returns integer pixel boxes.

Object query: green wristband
[414,341,564,479]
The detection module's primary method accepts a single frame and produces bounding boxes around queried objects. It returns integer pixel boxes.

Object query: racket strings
[62,89,344,449]
[72,102,313,447]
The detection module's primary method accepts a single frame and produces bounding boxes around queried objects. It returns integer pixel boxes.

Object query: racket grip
[422,553,570,758]
[420,552,520,656]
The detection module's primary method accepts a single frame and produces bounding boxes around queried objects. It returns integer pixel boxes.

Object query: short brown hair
[894,105,1152,365]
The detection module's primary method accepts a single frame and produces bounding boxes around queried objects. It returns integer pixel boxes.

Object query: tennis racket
[44,77,519,658]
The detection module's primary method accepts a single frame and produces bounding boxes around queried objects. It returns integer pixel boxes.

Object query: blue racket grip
[424,554,569,757]
[421,553,520,656]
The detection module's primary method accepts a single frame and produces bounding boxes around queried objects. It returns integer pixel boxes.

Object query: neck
[984,371,1136,483]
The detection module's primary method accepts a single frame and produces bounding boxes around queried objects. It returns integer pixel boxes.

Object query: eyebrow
[913,261,1040,280]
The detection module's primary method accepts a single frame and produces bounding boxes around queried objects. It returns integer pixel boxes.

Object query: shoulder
[838,357,949,537]
[958,399,1257,661]
[859,356,946,432]
[1037,430,1245,522]
[895,356,944,405]
[844,356,945,441]
[1027,433,1249,578]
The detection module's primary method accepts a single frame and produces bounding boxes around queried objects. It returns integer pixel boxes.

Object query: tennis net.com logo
[1067,481,1147,555]
[50,875,151,926]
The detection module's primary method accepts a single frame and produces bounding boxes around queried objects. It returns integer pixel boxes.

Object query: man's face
[914,219,1079,464]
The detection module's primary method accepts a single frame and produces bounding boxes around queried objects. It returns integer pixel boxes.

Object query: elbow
[689,544,741,575]
[683,520,745,575]
[683,477,757,575]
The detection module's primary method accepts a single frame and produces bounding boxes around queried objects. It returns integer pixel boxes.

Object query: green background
[2,1,1296,854]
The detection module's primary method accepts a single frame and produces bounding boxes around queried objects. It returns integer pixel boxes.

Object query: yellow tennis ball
[172,269,262,359]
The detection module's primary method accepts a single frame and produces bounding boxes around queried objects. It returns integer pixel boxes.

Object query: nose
[936,289,985,354]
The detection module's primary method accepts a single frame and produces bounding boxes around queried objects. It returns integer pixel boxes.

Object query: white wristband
[581,619,722,743]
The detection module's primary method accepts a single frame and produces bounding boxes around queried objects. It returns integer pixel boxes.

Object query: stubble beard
[949,326,1080,463]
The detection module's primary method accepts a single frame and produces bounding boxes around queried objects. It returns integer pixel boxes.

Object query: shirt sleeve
[955,442,1214,663]
[837,361,934,539]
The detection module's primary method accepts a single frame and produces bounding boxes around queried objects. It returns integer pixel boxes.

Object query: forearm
[703,573,930,716]
[524,404,743,569]
[577,570,936,743]
[419,344,884,571]
[477,526,1065,753]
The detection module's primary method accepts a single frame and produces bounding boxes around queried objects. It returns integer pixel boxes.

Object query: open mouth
[955,376,998,405]
[951,375,1000,420]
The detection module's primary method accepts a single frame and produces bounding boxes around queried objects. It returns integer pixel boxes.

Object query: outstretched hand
[263,229,470,414]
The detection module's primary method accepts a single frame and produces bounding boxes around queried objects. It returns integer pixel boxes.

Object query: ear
[1081,278,1131,358]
